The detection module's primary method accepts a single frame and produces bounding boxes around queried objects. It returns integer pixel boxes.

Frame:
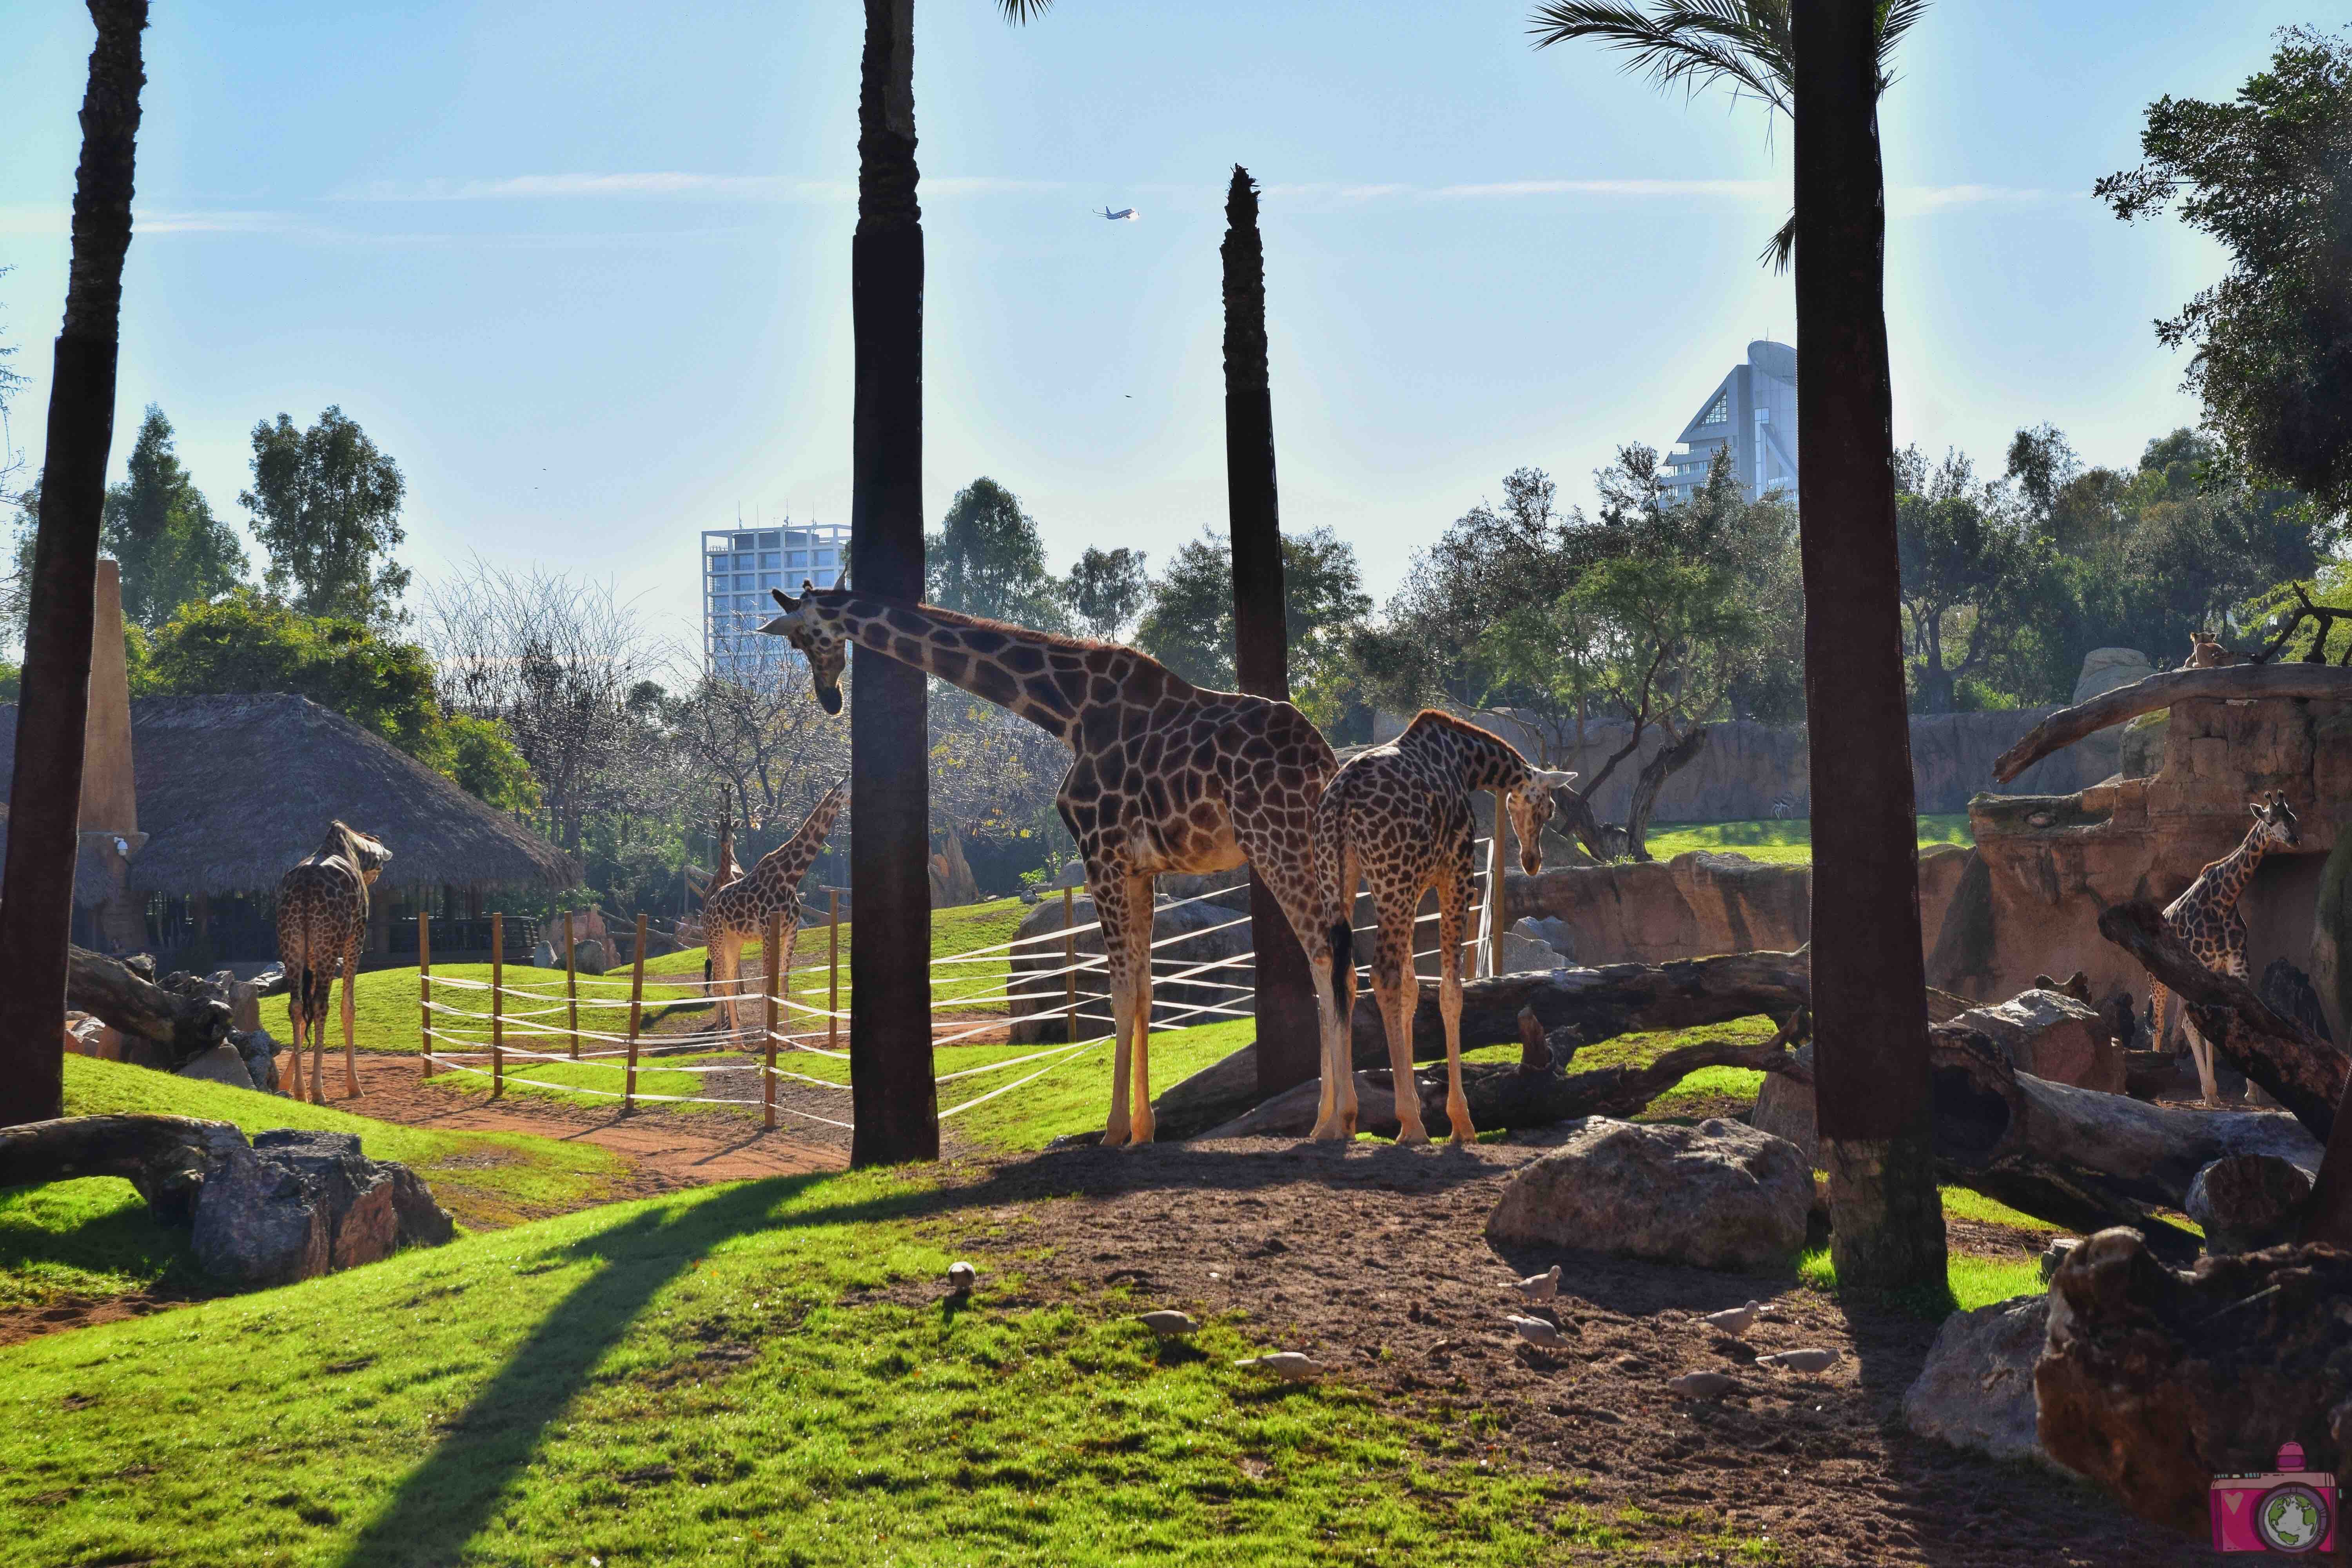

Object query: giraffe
[2148,791,2300,1105]
[758,581,1343,1147]
[1307,711,1575,1143]
[274,821,392,1103]
[702,780,848,1044]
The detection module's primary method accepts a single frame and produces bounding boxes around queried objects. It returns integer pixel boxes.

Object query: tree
[2098,26,2352,519]
[2003,422,2081,541]
[1529,0,1929,271]
[1792,0,1946,1293]
[1894,448,2040,713]
[1062,545,1149,640]
[101,406,246,628]
[1134,527,1371,710]
[240,406,409,625]
[925,476,1068,628]
[0,0,147,1129]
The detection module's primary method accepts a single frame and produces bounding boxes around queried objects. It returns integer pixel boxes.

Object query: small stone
[1669,1371,1736,1399]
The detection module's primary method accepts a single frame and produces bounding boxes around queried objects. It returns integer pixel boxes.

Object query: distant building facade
[1660,339,1798,510]
[702,520,849,678]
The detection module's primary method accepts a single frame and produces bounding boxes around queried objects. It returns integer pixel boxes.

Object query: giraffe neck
[1403,713,1531,795]
[750,787,846,897]
[815,590,1192,743]
[2203,822,2275,911]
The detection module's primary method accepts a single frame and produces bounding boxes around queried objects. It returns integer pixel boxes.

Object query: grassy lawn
[0,1171,1628,1568]
[646,893,1035,1015]
[1644,813,1975,865]
[0,1057,628,1309]
[264,962,710,1059]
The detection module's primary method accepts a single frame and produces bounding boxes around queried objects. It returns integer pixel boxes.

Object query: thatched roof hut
[0,693,577,898]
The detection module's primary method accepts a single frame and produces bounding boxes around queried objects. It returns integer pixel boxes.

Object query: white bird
[1096,206,1138,221]
[947,1261,977,1291]
[1234,1352,1317,1381]
[1701,1301,1763,1336]
[1512,1265,1562,1302]
[1669,1370,1737,1399]
[1504,1314,1568,1349]
[1138,1310,1199,1338]
[1758,1348,1840,1374]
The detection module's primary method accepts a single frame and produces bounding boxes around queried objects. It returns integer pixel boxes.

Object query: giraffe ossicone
[760,583,1342,1148]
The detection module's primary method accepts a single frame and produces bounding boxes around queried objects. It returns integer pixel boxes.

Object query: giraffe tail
[1326,920,1354,1018]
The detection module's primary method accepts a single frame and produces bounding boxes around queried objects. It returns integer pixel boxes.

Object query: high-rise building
[1660,339,1798,510]
[701,519,850,678]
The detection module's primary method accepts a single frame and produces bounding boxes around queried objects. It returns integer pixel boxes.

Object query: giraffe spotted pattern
[276,821,391,1103]
[2150,790,2299,1105]
[703,781,847,1043]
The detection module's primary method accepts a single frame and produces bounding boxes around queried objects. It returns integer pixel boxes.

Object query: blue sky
[0,1,2314,656]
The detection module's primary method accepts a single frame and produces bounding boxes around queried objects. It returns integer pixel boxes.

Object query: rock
[1903,1293,2076,1474]
[1158,866,1251,902]
[533,940,560,969]
[1484,1117,1812,1272]
[1496,929,1564,975]
[1750,1042,1816,1165]
[232,1028,280,1093]
[176,1041,260,1089]
[63,1011,121,1061]
[1513,916,1577,964]
[2038,1237,2080,1282]
[206,971,263,1034]
[2260,957,2333,1044]
[2185,1154,2311,1256]
[572,939,610,976]
[2072,647,2154,706]
[188,1128,453,1286]
[1006,889,1258,1043]
[1947,990,2125,1093]
[1059,858,1086,889]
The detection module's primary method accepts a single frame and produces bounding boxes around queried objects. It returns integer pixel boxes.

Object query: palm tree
[0,0,148,1130]
[1527,0,1927,270]
[844,0,1045,1165]
[1789,0,1945,1291]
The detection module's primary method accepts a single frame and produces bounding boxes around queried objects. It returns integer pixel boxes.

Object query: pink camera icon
[2211,1443,2339,1554]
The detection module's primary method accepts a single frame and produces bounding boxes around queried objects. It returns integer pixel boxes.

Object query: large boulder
[2185,1153,2311,1256]
[232,1028,281,1093]
[1903,1293,2076,1474]
[1749,1042,1817,1165]
[1006,889,1258,1043]
[1485,1116,1812,1272]
[190,1129,453,1286]
[176,1041,260,1089]
[1496,929,1563,974]
[1948,989,2124,1093]
[2072,647,2154,706]
[572,939,610,976]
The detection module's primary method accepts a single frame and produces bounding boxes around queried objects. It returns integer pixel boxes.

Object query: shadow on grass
[0,1192,201,1292]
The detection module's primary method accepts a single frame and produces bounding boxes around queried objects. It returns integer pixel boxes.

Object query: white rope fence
[412,838,1510,1132]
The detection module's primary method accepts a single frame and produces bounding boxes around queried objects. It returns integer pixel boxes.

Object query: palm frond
[997,0,1052,22]
[1758,208,1796,273]
[1528,0,1791,117]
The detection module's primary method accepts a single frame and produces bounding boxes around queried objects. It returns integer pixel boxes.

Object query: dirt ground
[885,1134,2212,1568]
[0,1286,219,1348]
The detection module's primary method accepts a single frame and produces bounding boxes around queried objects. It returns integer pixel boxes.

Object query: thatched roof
[0,693,579,898]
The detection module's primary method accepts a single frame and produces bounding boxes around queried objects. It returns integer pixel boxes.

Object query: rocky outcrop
[1903,1294,2074,1474]
[1947,989,2125,1092]
[190,1129,453,1287]
[1485,1117,1812,1272]
[176,1042,259,1089]
[2184,1153,2311,1256]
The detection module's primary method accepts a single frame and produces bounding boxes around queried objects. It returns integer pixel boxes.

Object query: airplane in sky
[1095,206,1138,221]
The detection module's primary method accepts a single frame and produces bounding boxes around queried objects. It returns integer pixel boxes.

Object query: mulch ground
[880,1133,2210,1568]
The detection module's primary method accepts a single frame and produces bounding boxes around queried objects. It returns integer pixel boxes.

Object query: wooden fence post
[417,911,432,1079]
[827,888,841,1054]
[564,908,579,1059]
[490,910,505,1100]
[1063,886,1079,1045]
[624,912,648,1114]
[764,909,782,1131]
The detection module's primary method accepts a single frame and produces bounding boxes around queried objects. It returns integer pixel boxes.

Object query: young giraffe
[759,581,1343,1146]
[2149,791,2301,1105]
[1309,711,1575,1143]
[275,821,392,1103]
[703,780,848,1044]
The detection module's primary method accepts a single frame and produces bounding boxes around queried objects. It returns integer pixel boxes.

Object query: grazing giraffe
[1308,711,1574,1143]
[275,821,392,1103]
[2149,791,2301,1105]
[758,581,1343,1147]
[703,781,848,1043]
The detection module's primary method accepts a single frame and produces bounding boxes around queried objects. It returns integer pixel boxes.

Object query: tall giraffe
[275,821,392,1103]
[759,582,1343,1146]
[703,781,848,1043]
[1310,711,1575,1143]
[2149,791,2301,1105]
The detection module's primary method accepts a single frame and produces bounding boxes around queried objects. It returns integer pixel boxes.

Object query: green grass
[1644,813,1975,865]
[0,1169,1684,1568]
[646,894,1034,1014]
[1797,1245,2045,1314]
[0,1057,628,1309]
[264,962,709,1058]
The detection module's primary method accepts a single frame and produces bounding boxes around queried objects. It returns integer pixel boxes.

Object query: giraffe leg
[1370,900,1426,1145]
[1435,863,1477,1145]
[311,956,328,1105]
[282,944,307,1103]
[341,941,362,1098]
[1093,872,1141,1148]
[1125,873,1157,1145]
[2185,1014,2221,1107]
[711,930,740,1044]
[1308,849,1361,1143]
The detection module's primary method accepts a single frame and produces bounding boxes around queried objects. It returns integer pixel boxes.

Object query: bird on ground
[1701,1301,1763,1336]
[1758,1348,1840,1374]
[1504,1314,1568,1349]
[947,1261,977,1291]
[1138,1310,1199,1339]
[1512,1266,1562,1302]
[1234,1352,1317,1381]
[1668,1371,1737,1399]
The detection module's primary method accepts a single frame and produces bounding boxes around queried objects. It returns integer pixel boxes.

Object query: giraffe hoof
[1396,1127,1431,1147]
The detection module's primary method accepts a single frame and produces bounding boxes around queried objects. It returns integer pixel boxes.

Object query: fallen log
[0,1114,247,1225]
[1993,663,2352,783]
[2037,1227,2352,1540]
[2096,901,2347,1140]
[67,944,234,1058]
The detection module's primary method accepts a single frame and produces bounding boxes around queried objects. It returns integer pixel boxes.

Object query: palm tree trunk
[0,1,147,1130]
[847,0,937,1165]
[1221,166,1319,1099]
[1791,0,1945,1291]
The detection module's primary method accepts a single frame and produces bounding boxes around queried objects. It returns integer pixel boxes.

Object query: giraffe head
[1504,770,1577,874]
[760,582,848,713]
[327,821,392,885]
[2250,790,2301,850]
